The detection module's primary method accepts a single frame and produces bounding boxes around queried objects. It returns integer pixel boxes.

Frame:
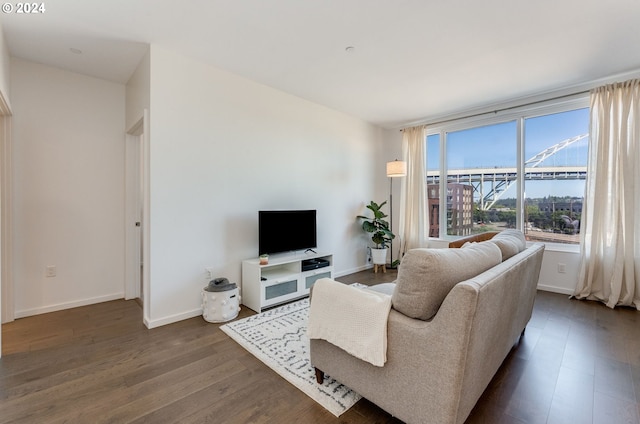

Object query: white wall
[125,50,150,131]
[146,46,384,327]
[11,59,126,317]
[537,248,580,294]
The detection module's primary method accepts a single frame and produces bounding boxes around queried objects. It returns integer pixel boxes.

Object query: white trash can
[202,278,240,323]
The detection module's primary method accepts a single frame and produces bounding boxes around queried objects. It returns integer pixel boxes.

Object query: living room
[1,2,640,422]
[3,1,639,332]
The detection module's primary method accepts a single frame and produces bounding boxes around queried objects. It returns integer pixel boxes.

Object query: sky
[426,107,589,199]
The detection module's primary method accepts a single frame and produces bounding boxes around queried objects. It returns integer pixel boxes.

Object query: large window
[426,100,589,245]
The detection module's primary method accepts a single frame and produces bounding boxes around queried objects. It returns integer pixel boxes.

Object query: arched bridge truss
[426,134,588,210]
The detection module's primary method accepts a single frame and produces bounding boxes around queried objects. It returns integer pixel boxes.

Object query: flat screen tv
[259,210,317,255]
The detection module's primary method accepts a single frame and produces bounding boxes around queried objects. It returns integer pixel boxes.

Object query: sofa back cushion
[392,242,502,320]
[489,229,527,261]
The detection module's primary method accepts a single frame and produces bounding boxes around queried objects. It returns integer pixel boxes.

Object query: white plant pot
[371,248,388,265]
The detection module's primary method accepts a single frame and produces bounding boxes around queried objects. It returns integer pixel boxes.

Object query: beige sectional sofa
[309,230,545,424]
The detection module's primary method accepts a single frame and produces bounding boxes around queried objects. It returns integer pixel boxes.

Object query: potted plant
[357,200,395,267]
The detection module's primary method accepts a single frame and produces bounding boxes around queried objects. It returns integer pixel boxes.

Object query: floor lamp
[386,159,406,269]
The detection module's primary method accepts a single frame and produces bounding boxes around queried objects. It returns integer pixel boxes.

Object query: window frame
[426,95,590,251]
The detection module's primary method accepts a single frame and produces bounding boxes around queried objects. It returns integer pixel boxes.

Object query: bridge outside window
[426,103,589,245]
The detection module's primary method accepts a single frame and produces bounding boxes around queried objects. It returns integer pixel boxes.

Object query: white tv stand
[241,251,333,313]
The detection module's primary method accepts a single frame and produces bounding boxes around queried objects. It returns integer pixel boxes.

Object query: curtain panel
[399,125,427,257]
[575,79,640,310]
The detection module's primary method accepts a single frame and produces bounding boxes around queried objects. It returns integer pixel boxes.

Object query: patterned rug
[220,298,362,416]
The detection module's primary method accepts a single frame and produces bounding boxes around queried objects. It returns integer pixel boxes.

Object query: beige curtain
[575,79,640,310]
[399,125,427,257]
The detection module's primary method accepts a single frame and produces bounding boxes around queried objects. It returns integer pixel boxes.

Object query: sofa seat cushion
[489,229,527,261]
[392,242,502,320]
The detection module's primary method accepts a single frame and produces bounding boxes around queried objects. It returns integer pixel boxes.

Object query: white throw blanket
[307,278,392,367]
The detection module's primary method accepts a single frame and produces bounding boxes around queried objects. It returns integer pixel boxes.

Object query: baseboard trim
[334,264,372,278]
[145,308,203,329]
[537,284,574,295]
[15,292,125,318]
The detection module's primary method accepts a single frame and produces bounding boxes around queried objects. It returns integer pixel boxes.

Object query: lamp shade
[386,160,407,177]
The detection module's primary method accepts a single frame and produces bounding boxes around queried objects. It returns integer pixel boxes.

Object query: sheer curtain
[575,79,640,310]
[398,125,427,257]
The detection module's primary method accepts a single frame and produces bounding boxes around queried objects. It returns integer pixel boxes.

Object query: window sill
[528,240,580,254]
[428,237,581,254]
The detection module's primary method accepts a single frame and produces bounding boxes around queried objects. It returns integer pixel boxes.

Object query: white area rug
[220,298,362,417]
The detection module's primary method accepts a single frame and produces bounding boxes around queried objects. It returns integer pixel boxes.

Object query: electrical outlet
[366,247,372,263]
[557,263,566,273]
[46,265,56,277]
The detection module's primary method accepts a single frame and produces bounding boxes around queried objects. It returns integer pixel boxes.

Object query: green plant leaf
[357,200,395,248]
[362,221,376,233]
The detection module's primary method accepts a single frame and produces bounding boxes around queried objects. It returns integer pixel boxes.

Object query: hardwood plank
[126,367,276,424]
[177,370,298,424]
[593,391,640,424]
[88,359,248,424]
[594,357,636,403]
[1,326,228,403]
[2,337,230,422]
[633,364,640,405]
[503,360,558,424]
[546,366,594,424]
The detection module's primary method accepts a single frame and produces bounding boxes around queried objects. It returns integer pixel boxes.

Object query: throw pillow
[490,229,527,260]
[391,242,502,320]
[489,238,520,261]
[493,229,527,250]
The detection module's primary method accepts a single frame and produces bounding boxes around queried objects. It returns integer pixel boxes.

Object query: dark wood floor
[1,269,639,423]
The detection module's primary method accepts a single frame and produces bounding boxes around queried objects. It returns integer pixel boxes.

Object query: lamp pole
[386,160,406,269]
[389,176,396,268]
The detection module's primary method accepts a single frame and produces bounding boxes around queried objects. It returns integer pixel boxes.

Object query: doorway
[125,111,149,324]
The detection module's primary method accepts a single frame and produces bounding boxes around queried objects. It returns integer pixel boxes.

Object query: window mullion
[516,117,524,231]
[439,130,447,238]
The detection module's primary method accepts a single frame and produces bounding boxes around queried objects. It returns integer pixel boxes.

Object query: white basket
[201,287,240,323]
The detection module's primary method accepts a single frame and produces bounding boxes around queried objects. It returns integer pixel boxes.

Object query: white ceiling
[2,0,640,128]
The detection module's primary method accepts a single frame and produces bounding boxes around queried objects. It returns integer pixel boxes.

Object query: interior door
[125,129,143,301]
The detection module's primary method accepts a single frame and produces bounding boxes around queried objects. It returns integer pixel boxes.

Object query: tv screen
[259,210,317,255]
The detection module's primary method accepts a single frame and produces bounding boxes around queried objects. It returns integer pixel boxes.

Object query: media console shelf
[241,252,333,313]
